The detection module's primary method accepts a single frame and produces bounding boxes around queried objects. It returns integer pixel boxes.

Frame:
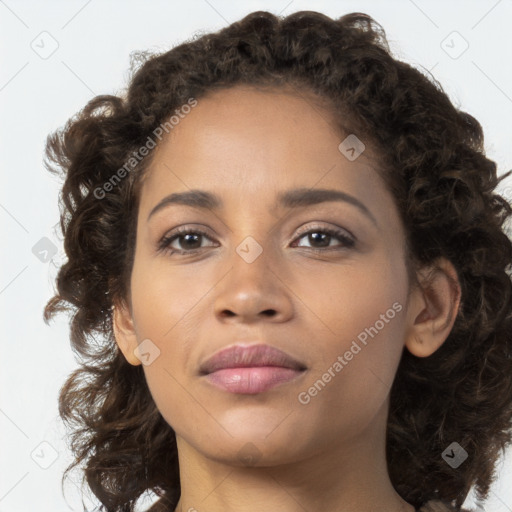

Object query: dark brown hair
[43,10,512,512]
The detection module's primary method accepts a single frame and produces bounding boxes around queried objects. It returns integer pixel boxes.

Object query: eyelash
[157,225,356,256]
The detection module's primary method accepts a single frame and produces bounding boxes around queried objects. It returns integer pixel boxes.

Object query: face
[118,85,415,466]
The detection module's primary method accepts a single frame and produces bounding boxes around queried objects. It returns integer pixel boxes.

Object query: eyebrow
[147,188,377,226]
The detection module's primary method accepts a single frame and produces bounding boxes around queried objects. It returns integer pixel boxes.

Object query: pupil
[310,232,329,247]
[182,234,201,249]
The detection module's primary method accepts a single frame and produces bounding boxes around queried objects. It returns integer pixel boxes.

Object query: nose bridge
[219,189,286,266]
[229,231,276,287]
[228,200,277,268]
[212,227,292,321]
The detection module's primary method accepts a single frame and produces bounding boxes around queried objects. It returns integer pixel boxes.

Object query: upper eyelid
[162,223,355,247]
[294,223,355,240]
[163,222,351,238]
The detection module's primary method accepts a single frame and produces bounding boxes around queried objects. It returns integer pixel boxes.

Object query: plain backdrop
[1,1,511,511]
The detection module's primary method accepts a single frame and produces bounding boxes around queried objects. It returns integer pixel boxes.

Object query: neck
[172,402,415,512]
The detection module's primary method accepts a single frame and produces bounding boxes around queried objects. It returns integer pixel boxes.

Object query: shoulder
[418,500,475,512]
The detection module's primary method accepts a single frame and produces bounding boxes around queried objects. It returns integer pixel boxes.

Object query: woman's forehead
[140,86,382,205]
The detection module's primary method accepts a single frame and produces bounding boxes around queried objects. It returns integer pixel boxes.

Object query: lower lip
[204,366,305,394]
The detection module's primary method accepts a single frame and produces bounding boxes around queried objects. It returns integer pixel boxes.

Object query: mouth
[199,344,307,394]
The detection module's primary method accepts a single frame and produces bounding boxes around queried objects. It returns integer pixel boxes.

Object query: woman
[44,10,512,512]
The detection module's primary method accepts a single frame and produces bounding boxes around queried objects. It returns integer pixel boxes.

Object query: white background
[1,1,511,511]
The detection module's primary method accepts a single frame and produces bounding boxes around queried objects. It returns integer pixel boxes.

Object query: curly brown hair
[43,9,512,512]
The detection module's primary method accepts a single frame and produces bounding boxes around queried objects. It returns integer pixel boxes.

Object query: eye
[157,226,217,255]
[291,225,355,252]
[157,224,356,256]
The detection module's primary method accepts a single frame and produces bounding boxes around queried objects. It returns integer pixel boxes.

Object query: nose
[213,243,294,324]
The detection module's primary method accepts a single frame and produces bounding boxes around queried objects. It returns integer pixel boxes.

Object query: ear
[404,258,461,357]
[112,298,142,366]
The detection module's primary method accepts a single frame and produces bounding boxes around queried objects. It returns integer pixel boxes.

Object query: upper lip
[199,344,307,375]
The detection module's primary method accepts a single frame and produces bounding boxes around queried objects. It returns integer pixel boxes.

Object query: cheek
[294,254,409,406]
[128,252,220,430]
[298,252,408,347]
[129,245,215,340]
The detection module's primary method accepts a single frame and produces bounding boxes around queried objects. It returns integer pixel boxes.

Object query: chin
[202,439,304,468]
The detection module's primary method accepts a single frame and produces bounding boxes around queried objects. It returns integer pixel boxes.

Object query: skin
[113,85,461,512]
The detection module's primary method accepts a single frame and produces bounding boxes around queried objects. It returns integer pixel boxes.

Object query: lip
[199,344,307,394]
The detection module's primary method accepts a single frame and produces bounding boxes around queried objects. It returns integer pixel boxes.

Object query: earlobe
[404,258,461,358]
[112,299,142,366]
